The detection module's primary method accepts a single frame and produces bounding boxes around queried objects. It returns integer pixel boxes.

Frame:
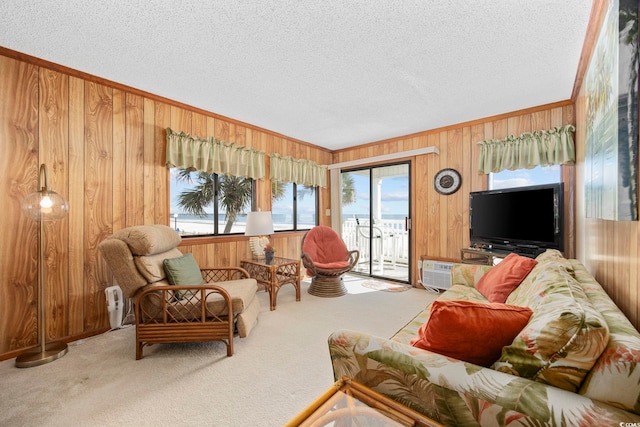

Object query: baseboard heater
[418,258,455,292]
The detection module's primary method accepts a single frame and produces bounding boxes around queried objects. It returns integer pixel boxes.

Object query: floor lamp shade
[15,164,70,368]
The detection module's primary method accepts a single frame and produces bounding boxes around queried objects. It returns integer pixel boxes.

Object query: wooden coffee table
[241,257,301,311]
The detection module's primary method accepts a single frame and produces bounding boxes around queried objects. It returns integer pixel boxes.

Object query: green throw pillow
[163,253,204,299]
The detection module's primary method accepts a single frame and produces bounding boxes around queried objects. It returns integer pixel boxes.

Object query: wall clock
[434,168,462,195]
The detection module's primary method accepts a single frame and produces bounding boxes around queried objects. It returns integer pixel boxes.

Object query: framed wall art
[584,0,639,221]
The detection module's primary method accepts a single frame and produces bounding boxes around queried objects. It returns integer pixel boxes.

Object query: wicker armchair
[98,225,260,359]
[301,226,359,297]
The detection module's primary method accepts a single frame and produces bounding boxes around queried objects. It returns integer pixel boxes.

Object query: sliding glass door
[340,162,410,282]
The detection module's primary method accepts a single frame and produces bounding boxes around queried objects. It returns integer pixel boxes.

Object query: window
[489,165,561,190]
[170,168,254,236]
[271,181,318,231]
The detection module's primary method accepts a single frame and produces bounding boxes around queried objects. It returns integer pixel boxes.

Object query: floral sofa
[328,250,640,425]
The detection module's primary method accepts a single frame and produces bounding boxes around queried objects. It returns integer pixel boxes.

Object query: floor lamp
[16,164,70,368]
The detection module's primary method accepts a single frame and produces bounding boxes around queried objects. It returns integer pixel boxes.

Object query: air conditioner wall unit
[419,259,455,291]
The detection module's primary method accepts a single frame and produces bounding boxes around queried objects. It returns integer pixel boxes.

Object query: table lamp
[16,164,70,368]
[245,211,274,259]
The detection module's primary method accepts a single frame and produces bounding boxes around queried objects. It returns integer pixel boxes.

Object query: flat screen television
[469,183,564,255]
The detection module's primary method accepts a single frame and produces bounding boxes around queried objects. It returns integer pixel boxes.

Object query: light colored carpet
[0,275,437,427]
[361,280,413,292]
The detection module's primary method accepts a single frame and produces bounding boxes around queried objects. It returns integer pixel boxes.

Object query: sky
[341,173,409,219]
[490,165,561,190]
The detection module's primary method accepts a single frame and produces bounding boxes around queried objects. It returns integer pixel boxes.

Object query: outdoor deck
[342,218,409,282]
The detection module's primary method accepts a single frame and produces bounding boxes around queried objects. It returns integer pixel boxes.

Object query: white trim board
[328,146,439,170]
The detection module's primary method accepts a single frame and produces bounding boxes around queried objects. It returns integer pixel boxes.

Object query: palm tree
[271,181,287,202]
[342,173,356,205]
[620,0,639,219]
[175,170,252,233]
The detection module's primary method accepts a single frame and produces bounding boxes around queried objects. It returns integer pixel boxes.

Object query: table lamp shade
[245,211,274,236]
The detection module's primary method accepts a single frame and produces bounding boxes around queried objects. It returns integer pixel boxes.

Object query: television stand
[460,247,509,266]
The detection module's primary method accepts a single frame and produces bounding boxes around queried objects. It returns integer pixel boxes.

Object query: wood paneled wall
[0,51,331,359]
[0,46,582,360]
[574,0,640,330]
[333,104,576,276]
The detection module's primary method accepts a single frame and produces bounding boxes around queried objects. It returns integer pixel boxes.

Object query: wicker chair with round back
[301,226,359,297]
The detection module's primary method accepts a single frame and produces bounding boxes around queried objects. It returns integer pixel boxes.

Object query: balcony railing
[342,218,408,271]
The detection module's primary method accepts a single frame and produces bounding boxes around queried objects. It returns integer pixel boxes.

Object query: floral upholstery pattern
[329,330,639,425]
[494,252,610,392]
[572,260,640,412]
[329,250,640,425]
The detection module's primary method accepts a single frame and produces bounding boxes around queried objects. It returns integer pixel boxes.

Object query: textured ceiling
[0,1,592,150]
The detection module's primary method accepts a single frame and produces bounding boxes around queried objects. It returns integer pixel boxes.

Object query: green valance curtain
[477,125,576,174]
[166,128,265,180]
[270,153,328,188]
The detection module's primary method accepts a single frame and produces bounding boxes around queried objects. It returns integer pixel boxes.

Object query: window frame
[170,168,256,238]
[271,181,319,232]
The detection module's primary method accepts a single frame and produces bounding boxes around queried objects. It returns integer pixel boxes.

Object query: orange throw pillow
[475,253,538,303]
[410,300,533,367]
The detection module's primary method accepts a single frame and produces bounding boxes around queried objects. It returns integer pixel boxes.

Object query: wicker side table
[241,257,301,311]
[285,376,443,426]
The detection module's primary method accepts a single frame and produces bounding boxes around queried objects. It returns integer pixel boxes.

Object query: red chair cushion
[302,226,349,264]
[313,261,351,269]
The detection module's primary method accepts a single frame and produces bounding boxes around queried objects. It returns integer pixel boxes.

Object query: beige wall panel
[205,116,216,137]
[39,68,70,340]
[550,107,563,127]
[493,118,508,140]
[143,97,155,224]
[445,129,463,258]
[437,132,448,255]
[234,124,246,146]
[228,123,237,143]
[461,126,472,249]
[470,124,486,192]
[171,106,191,134]
[192,112,207,137]
[243,125,254,148]
[215,118,229,140]
[112,89,126,232]
[125,93,144,227]
[0,57,40,351]
[68,76,85,335]
[508,114,532,135]
[83,82,113,331]
[414,154,430,264]
[531,109,551,131]
[424,133,440,256]
[154,103,170,224]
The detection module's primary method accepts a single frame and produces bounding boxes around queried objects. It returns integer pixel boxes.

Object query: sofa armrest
[328,329,640,425]
[451,263,492,287]
[136,284,233,324]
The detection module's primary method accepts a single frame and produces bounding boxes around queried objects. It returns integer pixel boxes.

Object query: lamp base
[249,236,270,258]
[15,342,68,368]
